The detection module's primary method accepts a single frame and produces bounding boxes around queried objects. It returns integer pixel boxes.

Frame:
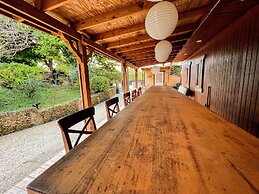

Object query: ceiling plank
[95,5,210,43]
[41,0,72,12]
[107,24,196,49]
[73,1,155,31]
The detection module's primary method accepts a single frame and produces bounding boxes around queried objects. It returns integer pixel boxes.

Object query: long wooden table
[27,86,259,194]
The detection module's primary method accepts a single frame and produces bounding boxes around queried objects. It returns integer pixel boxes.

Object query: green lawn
[0,85,80,112]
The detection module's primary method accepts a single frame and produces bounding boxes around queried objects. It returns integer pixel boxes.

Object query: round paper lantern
[155,54,168,63]
[151,66,160,74]
[155,40,172,58]
[145,1,178,40]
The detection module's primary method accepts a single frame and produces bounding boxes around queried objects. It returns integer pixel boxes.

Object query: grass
[0,85,80,112]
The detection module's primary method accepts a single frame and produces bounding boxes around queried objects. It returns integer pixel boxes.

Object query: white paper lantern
[155,40,172,58]
[145,1,178,40]
[155,54,168,62]
[151,66,160,74]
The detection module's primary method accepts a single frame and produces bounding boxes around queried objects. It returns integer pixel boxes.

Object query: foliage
[128,67,143,81]
[0,47,41,66]
[0,85,80,112]
[90,76,110,93]
[0,62,46,97]
[170,66,182,77]
[0,15,37,59]
[89,54,122,84]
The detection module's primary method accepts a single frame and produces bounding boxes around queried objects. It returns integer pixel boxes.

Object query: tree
[0,15,36,59]
[0,62,46,98]
[128,68,142,81]
[89,54,122,85]
[170,65,182,77]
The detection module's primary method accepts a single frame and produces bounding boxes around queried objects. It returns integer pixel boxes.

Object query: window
[194,55,206,93]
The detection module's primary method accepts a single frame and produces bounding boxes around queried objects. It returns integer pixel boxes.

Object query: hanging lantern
[151,66,160,74]
[145,1,178,40]
[155,54,168,63]
[155,40,172,58]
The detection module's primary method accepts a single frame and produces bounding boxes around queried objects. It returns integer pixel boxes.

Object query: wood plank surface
[181,5,259,137]
[27,86,259,194]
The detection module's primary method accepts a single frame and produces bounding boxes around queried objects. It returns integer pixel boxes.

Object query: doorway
[155,72,164,86]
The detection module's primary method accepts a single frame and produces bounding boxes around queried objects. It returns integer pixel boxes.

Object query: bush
[170,66,182,77]
[0,62,45,98]
[90,76,110,93]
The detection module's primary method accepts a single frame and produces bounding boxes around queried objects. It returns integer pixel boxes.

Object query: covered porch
[0,0,258,193]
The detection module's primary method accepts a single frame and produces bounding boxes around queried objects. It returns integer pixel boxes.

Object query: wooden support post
[59,33,95,131]
[59,33,92,109]
[142,70,145,89]
[135,68,138,89]
[121,63,128,92]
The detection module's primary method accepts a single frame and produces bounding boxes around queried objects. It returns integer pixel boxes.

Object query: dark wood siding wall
[182,5,259,137]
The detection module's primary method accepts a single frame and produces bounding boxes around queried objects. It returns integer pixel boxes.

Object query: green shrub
[170,66,182,77]
[0,62,45,98]
[90,76,110,93]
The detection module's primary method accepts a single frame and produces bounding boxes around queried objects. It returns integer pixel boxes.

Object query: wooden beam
[121,46,181,56]
[0,0,135,66]
[135,69,138,88]
[130,54,177,62]
[108,24,196,50]
[128,53,178,62]
[122,63,129,92]
[41,0,72,11]
[95,5,210,43]
[116,39,187,54]
[60,33,92,109]
[136,60,173,67]
[73,1,155,31]
[0,0,80,39]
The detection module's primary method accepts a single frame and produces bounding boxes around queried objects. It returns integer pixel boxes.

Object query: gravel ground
[0,94,124,193]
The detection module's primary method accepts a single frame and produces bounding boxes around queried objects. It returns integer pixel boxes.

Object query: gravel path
[0,94,124,193]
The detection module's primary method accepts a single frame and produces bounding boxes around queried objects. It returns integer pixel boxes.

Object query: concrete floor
[0,93,124,193]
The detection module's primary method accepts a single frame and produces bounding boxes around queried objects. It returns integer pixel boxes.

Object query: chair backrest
[137,87,142,96]
[131,89,137,101]
[105,97,120,120]
[58,106,97,153]
[123,91,131,107]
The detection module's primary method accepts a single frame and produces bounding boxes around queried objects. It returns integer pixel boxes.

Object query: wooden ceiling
[0,0,258,67]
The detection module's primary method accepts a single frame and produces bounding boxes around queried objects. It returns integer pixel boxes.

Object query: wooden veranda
[0,0,259,193]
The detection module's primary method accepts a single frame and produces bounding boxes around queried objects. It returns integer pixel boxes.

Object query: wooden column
[142,69,145,89]
[121,63,128,92]
[59,33,92,108]
[135,68,138,89]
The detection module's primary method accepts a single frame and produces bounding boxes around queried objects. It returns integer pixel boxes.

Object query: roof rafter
[73,1,175,31]
[41,0,72,12]
[120,46,182,56]
[95,5,210,43]
[107,24,196,49]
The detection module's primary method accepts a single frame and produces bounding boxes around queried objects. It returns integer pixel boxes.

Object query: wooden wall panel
[182,5,259,137]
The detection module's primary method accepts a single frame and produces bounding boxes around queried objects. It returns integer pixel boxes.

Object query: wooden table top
[27,86,259,194]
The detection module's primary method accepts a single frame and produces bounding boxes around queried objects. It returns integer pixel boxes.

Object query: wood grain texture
[27,86,259,194]
[181,5,259,137]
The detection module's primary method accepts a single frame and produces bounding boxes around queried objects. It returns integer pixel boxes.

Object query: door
[155,72,164,86]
